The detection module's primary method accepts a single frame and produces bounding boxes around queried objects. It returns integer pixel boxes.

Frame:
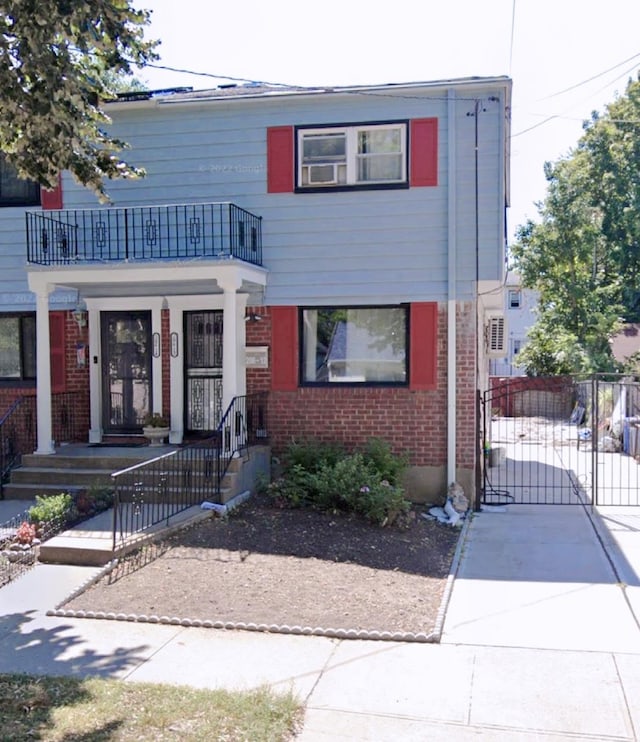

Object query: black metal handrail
[111,392,268,551]
[26,202,262,266]
[0,398,35,491]
[0,392,88,494]
[214,392,269,489]
[110,443,218,551]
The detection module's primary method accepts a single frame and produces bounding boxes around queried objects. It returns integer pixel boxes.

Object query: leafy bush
[361,437,409,485]
[266,438,410,526]
[77,485,114,516]
[282,439,346,473]
[28,493,77,529]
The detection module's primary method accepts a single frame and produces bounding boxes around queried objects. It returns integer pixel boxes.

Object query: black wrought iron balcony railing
[26,202,262,267]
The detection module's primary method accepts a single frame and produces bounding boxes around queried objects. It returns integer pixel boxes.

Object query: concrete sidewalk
[1,503,639,740]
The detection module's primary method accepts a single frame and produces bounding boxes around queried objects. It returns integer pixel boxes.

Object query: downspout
[447,89,457,487]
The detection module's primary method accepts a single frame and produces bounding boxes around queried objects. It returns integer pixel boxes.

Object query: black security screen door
[184,310,223,434]
[101,311,152,433]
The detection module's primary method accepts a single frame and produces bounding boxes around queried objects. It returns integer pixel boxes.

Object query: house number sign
[245,346,268,368]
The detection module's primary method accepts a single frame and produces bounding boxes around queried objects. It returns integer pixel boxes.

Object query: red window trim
[40,174,63,210]
[271,306,298,390]
[409,302,438,390]
[267,127,294,193]
[410,118,438,187]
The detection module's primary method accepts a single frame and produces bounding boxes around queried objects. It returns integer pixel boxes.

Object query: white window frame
[508,289,522,309]
[297,122,407,189]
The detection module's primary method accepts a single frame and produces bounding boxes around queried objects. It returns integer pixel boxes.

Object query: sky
[135,0,640,244]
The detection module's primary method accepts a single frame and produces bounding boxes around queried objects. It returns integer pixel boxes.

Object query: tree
[0,0,158,202]
[511,75,640,375]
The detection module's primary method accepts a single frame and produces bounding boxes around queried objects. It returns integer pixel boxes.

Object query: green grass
[0,673,303,741]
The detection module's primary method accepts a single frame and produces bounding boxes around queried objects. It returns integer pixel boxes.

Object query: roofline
[106,76,512,110]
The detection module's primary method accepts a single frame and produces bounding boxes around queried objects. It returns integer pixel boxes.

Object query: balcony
[26,202,262,267]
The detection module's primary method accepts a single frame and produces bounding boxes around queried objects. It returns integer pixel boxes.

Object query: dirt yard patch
[64,495,463,639]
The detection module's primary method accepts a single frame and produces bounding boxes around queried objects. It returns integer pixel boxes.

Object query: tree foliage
[512,75,640,375]
[0,0,158,201]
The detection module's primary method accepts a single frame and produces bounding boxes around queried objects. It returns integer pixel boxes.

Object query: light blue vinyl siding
[0,79,510,310]
[0,208,34,309]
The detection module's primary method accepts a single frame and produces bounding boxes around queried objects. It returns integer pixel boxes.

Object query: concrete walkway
[1,501,640,740]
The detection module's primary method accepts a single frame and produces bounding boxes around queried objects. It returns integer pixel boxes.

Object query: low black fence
[111,393,268,551]
[0,398,36,489]
[0,392,88,494]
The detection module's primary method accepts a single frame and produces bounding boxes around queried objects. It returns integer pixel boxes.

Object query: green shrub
[28,493,77,528]
[266,438,410,526]
[85,485,115,512]
[283,439,346,473]
[361,437,408,485]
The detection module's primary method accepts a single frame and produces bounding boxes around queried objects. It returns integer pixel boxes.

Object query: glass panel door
[101,311,152,433]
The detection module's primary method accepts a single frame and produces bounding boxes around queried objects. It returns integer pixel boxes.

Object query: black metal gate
[482,375,640,506]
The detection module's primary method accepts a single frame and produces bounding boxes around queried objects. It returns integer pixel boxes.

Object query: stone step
[10,467,116,487]
[3,476,236,502]
[20,452,244,474]
[38,505,210,566]
[21,452,158,471]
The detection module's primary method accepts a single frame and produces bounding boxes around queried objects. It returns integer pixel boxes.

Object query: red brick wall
[62,310,90,439]
[246,302,478,471]
[0,310,90,442]
[246,305,272,392]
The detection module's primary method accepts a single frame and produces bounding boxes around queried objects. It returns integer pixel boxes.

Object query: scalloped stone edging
[45,509,470,644]
[43,605,444,643]
[46,559,119,617]
[430,512,472,641]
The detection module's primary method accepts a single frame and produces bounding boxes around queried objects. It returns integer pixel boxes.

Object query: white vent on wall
[485,313,506,357]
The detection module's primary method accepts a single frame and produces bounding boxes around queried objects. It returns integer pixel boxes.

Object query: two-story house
[1,76,511,502]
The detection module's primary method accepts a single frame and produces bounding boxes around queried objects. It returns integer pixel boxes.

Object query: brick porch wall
[0,310,90,442]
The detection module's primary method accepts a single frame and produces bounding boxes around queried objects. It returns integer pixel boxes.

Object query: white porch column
[35,287,55,454]
[86,301,102,443]
[219,277,242,412]
[236,294,249,397]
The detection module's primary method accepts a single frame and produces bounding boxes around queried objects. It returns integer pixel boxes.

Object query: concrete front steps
[3,444,270,567]
[4,450,161,500]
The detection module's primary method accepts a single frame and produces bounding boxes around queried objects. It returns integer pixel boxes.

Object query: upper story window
[297,122,408,190]
[508,289,521,309]
[0,155,40,207]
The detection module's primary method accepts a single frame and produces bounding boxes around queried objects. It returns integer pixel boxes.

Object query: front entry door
[184,310,223,435]
[101,311,152,433]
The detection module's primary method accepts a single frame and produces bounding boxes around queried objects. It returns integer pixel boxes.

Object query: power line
[140,61,503,104]
[537,51,640,101]
[508,0,517,76]
[142,62,290,88]
[513,62,640,138]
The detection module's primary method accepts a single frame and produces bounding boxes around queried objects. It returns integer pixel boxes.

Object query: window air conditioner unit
[485,313,507,357]
[306,163,339,185]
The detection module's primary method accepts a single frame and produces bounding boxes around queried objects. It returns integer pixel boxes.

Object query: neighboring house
[489,271,538,377]
[611,324,640,367]
[0,76,511,502]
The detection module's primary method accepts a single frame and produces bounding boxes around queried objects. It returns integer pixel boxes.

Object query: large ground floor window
[301,306,407,385]
[0,313,36,381]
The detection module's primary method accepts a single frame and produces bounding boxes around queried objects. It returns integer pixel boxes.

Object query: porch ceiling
[26,259,268,299]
